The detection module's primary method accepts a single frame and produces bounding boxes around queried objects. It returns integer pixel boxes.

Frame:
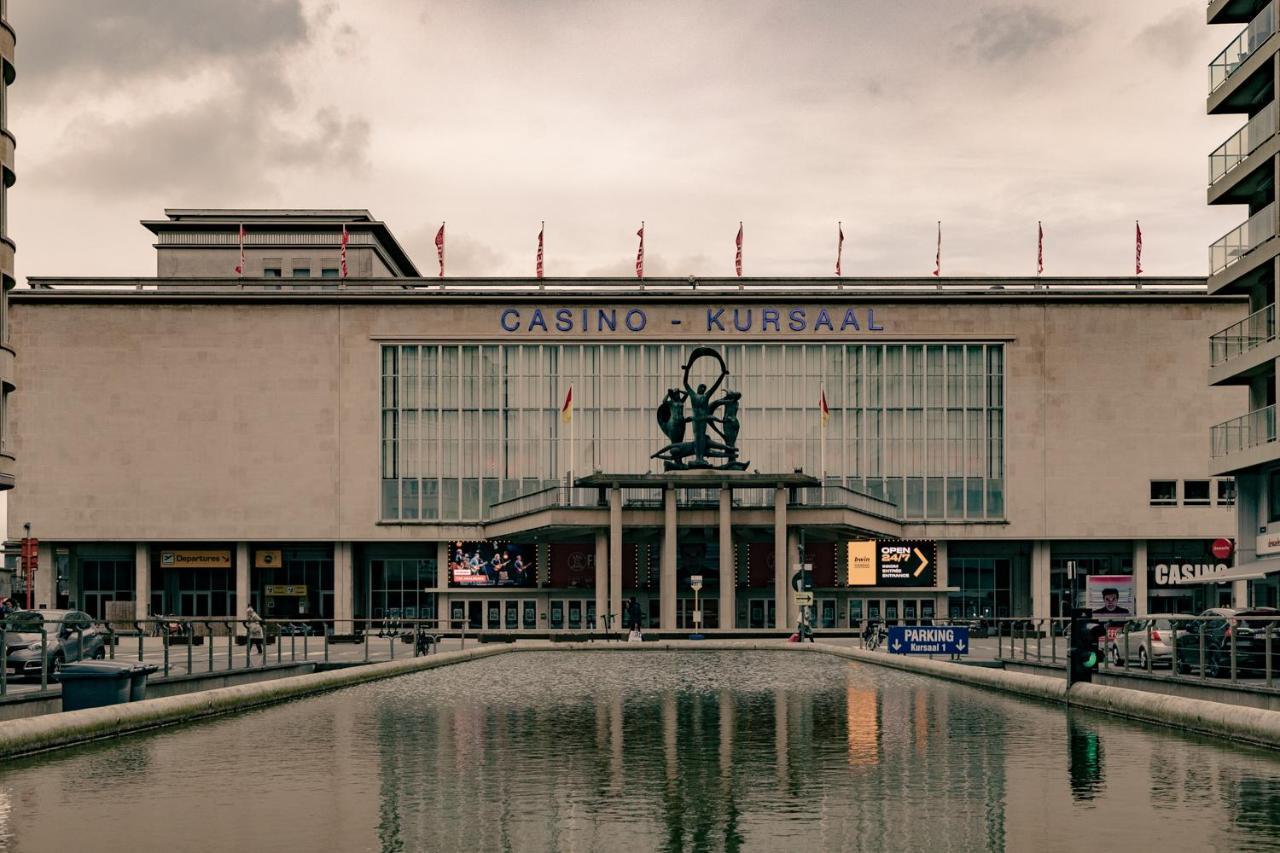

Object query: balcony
[1210,303,1276,367]
[1209,101,1277,187]
[1210,1,1276,94]
[1211,405,1277,470]
[1210,201,1277,275]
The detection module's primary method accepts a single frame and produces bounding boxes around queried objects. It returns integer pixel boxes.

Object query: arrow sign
[887,625,970,656]
[912,547,930,577]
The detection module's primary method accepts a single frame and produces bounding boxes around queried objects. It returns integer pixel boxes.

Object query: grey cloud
[953,5,1076,63]
[402,227,506,277]
[1137,7,1201,68]
[31,103,369,199]
[13,0,309,94]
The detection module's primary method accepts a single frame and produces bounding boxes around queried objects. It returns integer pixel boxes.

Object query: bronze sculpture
[653,347,748,470]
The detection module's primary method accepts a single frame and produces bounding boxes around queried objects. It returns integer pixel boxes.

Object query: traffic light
[1068,607,1104,685]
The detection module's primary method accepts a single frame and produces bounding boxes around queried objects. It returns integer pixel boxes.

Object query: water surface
[0,651,1278,852]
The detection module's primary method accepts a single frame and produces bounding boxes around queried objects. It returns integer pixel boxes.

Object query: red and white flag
[536,222,545,279]
[1037,221,1044,275]
[635,222,645,278]
[560,386,573,423]
[819,389,831,427]
[1135,220,1143,276]
[734,222,743,277]
[339,224,349,278]
[234,223,246,276]
[835,222,844,277]
[932,221,941,277]
[435,222,445,278]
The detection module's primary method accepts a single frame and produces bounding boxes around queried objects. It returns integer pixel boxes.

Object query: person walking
[245,606,265,657]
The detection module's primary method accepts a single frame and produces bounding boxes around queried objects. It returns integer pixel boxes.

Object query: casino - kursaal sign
[498,305,886,335]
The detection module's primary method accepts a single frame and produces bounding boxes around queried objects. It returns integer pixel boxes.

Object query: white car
[1107,617,1187,670]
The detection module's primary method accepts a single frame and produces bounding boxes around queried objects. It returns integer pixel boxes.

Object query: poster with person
[448,540,536,587]
[1085,575,1135,644]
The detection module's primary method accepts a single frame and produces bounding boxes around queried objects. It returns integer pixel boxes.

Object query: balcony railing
[1209,201,1277,274]
[1210,0,1276,93]
[1209,101,1278,185]
[1211,303,1276,366]
[1211,404,1277,457]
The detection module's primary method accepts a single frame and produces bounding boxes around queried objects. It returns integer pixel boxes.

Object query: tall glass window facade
[381,342,1004,521]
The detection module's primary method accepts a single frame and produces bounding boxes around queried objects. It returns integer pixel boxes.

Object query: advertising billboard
[846,540,937,587]
[448,540,536,587]
[1085,575,1134,621]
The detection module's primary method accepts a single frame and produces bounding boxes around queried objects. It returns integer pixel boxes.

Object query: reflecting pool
[1,651,1279,852]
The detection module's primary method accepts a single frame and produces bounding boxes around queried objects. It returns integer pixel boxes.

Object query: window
[1183,480,1211,506]
[1150,480,1177,506]
[1217,479,1236,506]
[263,268,282,278]
[321,268,339,278]
[291,267,311,278]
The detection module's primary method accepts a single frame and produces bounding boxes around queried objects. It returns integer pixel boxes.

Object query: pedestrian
[245,606,265,656]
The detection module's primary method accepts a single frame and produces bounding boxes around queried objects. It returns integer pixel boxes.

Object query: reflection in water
[0,651,1278,853]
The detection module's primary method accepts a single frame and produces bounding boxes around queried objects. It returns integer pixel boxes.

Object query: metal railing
[789,484,901,520]
[1210,403,1277,457]
[1,616,457,699]
[994,614,1279,691]
[1209,100,1278,185]
[1209,0,1276,93]
[1210,302,1276,366]
[1209,201,1277,274]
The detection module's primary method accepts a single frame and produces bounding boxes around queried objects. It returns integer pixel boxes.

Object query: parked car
[1173,608,1280,678]
[1107,616,1189,669]
[3,609,106,680]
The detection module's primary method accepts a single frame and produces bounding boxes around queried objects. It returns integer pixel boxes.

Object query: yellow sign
[160,550,231,569]
[847,541,876,585]
[255,550,283,569]
[265,585,307,597]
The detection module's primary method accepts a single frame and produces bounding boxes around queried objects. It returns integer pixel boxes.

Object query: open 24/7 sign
[887,625,969,655]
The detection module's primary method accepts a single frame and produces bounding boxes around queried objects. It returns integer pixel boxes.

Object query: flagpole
[820,401,827,489]
[569,392,575,490]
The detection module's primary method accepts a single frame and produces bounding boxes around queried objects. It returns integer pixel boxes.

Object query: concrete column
[1133,540,1148,617]
[594,530,608,631]
[786,529,800,630]
[1031,540,1051,622]
[34,541,54,609]
[610,487,623,631]
[235,542,250,632]
[134,543,150,621]
[719,487,734,631]
[1233,579,1249,608]
[935,540,949,622]
[773,486,788,630]
[334,541,355,635]
[662,486,677,630]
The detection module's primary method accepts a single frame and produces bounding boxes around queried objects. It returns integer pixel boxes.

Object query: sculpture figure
[652,347,748,471]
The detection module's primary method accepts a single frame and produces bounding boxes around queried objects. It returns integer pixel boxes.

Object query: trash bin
[59,660,134,712]
[128,663,159,702]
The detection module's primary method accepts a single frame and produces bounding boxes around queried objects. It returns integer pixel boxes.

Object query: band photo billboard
[448,540,536,587]
[846,540,937,587]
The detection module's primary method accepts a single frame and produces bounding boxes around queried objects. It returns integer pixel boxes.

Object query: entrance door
[819,599,836,629]
[522,600,537,629]
[467,601,483,630]
[486,600,502,629]
[884,601,899,625]
[178,591,212,618]
[505,601,519,629]
[867,600,882,623]
[920,599,936,625]
[903,601,918,626]
[586,601,597,629]
[766,599,776,629]
[451,601,465,630]
[849,599,865,629]
[749,600,765,628]
[550,600,565,629]
[567,600,583,629]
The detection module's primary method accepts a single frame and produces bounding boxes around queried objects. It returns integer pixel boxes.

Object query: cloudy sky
[6,0,1247,280]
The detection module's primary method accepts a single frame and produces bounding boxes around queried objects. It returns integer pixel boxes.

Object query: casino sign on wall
[847,540,937,587]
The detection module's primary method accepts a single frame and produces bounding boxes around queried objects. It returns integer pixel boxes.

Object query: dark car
[3,609,106,680]
[1173,608,1280,678]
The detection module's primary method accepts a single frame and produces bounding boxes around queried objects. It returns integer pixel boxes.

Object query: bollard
[1036,620,1042,661]
[1051,621,1057,664]
[138,622,145,664]
[389,632,395,660]
[244,622,251,670]
[364,621,370,662]
[186,623,193,676]
[303,629,308,661]
[163,627,170,678]
[205,621,214,673]
[105,622,116,660]
[228,625,234,672]
[291,629,297,662]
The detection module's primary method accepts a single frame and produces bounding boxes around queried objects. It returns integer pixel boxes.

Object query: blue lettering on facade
[498,306,885,334]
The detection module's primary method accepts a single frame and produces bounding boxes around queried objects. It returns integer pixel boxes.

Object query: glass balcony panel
[1209,101,1277,185]
[1211,404,1277,458]
[1209,1,1276,93]
[1209,202,1277,274]
[1210,303,1276,366]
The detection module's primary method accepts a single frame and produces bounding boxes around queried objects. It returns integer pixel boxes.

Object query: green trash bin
[128,663,159,702]
[60,660,133,712]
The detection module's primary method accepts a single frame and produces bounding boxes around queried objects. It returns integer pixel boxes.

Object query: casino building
[5,210,1248,633]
